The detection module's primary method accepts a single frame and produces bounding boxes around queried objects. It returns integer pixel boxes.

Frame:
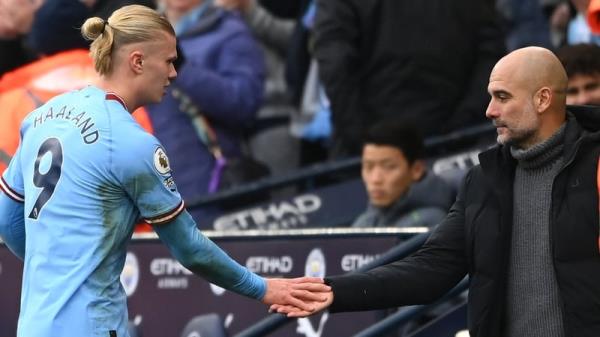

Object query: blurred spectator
[291,1,333,165]
[148,0,265,221]
[0,0,43,39]
[567,0,600,44]
[24,0,155,58]
[496,0,557,50]
[284,0,336,165]
[257,0,303,19]
[0,0,91,92]
[221,0,338,167]
[557,43,600,105]
[548,1,573,47]
[0,0,43,75]
[497,0,575,50]
[25,0,90,56]
[217,0,295,54]
[216,0,302,174]
[0,40,34,77]
[313,0,506,157]
[588,0,600,32]
[352,118,455,229]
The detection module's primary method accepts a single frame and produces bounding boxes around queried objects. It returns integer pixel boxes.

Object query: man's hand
[262,277,331,316]
[269,289,333,318]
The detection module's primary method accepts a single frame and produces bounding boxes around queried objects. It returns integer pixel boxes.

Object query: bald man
[272,47,600,337]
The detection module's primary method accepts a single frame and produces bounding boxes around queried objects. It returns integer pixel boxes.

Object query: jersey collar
[105,92,129,112]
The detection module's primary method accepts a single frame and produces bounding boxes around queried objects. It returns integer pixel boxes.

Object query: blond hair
[81,5,174,75]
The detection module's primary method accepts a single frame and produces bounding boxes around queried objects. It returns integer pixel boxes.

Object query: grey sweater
[505,124,567,337]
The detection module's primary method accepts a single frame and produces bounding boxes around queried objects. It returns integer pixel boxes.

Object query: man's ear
[535,87,552,113]
[410,159,426,181]
[129,50,144,74]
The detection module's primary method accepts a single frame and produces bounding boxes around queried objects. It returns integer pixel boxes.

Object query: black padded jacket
[326,106,600,337]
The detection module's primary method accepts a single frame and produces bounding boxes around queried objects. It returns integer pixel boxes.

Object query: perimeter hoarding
[0,231,409,337]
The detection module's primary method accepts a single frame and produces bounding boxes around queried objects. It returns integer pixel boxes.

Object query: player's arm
[0,141,26,260]
[153,210,330,311]
[154,209,265,298]
[0,192,25,260]
[0,179,25,260]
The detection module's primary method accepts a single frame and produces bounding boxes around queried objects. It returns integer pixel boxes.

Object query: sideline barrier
[0,228,425,337]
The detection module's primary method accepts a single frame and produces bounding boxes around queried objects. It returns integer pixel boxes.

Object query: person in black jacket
[313,0,506,156]
[271,46,600,337]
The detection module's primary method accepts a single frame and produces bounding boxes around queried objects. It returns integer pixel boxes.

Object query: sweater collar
[510,122,566,170]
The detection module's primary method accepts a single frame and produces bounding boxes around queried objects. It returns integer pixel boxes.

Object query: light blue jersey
[2,86,185,337]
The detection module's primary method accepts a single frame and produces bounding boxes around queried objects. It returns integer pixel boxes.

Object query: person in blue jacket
[148,0,266,222]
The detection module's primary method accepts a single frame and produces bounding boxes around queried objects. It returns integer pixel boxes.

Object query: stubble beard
[497,127,537,149]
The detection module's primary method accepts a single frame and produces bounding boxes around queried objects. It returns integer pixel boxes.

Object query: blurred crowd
[1,0,600,226]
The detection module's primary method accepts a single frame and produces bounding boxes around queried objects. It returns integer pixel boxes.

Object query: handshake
[263,277,334,317]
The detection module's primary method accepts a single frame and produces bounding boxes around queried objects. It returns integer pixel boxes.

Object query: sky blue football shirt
[2,85,184,337]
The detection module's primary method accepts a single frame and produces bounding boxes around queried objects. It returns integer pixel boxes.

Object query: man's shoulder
[111,125,159,161]
[351,208,377,228]
[568,105,600,133]
[411,172,456,209]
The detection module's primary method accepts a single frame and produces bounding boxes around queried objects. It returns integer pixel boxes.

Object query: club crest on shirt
[153,146,172,176]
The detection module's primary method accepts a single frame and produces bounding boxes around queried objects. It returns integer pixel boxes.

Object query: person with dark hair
[352,119,455,228]
[0,5,328,337]
[556,43,600,105]
[274,46,600,337]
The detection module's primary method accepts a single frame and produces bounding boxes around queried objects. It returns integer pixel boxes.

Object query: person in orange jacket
[588,0,600,33]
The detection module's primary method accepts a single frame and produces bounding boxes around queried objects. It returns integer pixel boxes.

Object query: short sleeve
[1,145,25,203]
[112,134,184,225]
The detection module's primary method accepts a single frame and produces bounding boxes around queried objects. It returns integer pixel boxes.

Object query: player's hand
[269,289,333,317]
[262,277,331,314]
